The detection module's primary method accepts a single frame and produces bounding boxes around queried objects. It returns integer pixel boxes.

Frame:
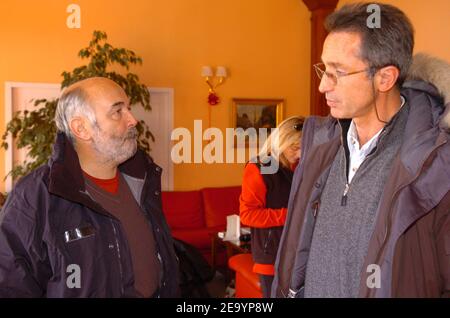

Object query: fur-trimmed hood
[407,53,450,128]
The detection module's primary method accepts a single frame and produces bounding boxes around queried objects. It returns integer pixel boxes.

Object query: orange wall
[0,0,310,192]
[1,0,449,193]
[338,0,450,61]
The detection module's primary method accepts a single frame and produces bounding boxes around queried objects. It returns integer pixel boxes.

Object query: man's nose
[125,109,138,128]
[318,76,333,94]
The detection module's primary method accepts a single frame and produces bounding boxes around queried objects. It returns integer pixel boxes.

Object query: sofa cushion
[161,191,205,229]
[202,186,241,228]
[171,228,211,250]
[171,225,224,250]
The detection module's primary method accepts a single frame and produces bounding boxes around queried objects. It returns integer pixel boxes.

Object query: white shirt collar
[346,95,405,183]
[347,120,382,155]
[347,95,405,153]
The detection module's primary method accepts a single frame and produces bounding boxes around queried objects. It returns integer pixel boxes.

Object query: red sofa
[161,186,241,265]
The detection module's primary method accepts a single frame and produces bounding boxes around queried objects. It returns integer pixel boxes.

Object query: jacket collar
[47,133,86,199]
[47,133,150,205]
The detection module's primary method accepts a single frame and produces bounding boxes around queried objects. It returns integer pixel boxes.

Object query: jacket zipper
[312,201,320,218]
[263,229,272,254]
[341,183,350,206]
[366,138,447,297]
[109,219,125,295]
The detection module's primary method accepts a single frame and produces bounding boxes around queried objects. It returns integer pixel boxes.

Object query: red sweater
[83,171,119,194]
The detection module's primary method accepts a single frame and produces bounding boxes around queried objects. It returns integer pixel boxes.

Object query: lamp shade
[201,66,213,77]
[215,66,227,77]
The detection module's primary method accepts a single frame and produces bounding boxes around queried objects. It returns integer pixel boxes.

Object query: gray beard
[92,128,138,165]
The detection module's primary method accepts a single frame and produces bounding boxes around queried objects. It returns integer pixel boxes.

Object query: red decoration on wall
[208,92,220,106]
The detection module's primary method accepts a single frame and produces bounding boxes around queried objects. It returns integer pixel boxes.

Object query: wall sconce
[201,66,227,106]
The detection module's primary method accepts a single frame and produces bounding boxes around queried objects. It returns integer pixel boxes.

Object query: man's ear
[69,117,92,141]
[376,66,400,92]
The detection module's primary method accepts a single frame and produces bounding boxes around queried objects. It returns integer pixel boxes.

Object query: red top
[240,164,288,228]
[240,163,296,275]
[83,171,119,194]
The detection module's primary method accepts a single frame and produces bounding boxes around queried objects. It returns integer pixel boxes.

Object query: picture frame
[231,98,283,147]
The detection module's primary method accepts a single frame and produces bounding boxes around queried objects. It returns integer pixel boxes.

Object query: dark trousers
[258,274,274,298]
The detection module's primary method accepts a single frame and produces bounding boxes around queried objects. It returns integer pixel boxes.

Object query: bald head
[68,77,124,99]
[54,77,127,141]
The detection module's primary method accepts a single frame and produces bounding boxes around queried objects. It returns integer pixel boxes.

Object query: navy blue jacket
[0,133,179,297]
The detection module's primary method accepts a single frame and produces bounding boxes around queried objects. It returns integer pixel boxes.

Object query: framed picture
[231,98,283,147]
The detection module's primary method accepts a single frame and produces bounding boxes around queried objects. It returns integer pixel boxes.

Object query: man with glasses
[272,2,450,298]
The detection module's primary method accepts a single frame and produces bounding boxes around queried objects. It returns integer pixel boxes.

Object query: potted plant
[1,30,154,182]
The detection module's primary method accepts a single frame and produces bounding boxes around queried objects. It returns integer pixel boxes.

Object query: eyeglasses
[313,63,369,86]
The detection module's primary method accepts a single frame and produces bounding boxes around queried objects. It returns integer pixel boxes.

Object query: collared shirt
[346,96,405,183]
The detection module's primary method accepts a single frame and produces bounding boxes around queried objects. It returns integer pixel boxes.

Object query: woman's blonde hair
[258,116,305,169]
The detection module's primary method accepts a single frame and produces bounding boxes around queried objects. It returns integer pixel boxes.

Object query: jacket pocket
[64,225,96,243]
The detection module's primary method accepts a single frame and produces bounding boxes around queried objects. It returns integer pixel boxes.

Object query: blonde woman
[239,116,304,297]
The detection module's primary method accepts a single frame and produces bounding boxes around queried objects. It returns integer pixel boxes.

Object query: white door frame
[4,82,174,192]
[148,87,174,191]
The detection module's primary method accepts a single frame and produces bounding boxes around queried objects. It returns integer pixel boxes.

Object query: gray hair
[55,86,97,141]
[325,2,414,87]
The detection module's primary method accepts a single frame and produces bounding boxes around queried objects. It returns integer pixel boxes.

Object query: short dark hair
[325,2,414,87]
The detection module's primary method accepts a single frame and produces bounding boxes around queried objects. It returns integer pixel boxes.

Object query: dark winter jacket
[0,133,179,297]
[272,54,450,298]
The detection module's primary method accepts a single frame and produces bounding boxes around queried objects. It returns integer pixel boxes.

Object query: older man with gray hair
[0,77,179,297]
